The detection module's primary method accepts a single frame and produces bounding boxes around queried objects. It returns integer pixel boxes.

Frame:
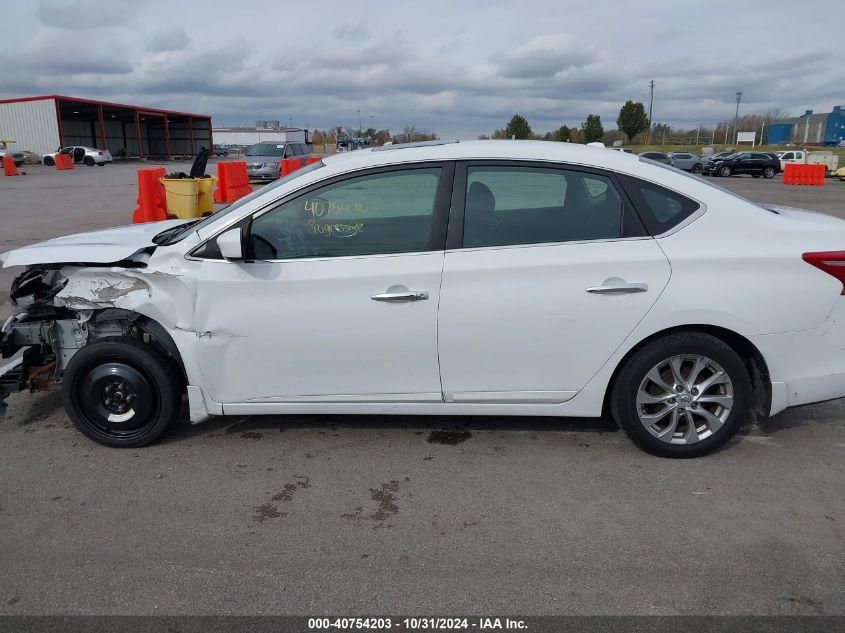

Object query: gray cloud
[146,27,191,53]
[37,0,136,29]
[333,22,369,41]
[0,0,841,138]
[492,34,601,79]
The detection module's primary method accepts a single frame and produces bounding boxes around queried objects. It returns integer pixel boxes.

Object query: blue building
[767,106,845,146]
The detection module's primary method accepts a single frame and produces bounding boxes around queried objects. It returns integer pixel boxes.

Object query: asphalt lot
[0,162,843,615]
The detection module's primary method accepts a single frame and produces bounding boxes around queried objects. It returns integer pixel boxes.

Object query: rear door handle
[586,282,648,294]
[371,291,429,302]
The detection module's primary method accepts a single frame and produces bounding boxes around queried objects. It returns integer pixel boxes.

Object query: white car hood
[0,220,185,268]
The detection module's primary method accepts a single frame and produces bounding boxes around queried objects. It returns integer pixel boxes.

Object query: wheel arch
[88,308,187,383]
[602,324,771,420]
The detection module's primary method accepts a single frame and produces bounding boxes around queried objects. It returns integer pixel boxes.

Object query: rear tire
[610,332,751,458]
[763,166,776,179]
[83,156,95,166]
[43,156,54,166]
[62,337,182,448]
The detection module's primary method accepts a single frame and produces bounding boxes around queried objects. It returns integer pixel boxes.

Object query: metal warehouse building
[767,106,845,146]
[212,125,308,146]
[0,95,212,158]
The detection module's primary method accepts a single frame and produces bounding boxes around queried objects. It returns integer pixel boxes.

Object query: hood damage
[0,251,192,416]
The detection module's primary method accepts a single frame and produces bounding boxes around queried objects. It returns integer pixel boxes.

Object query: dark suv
[703,152,780,179]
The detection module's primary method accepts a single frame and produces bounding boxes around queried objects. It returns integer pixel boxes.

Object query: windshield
[153,160,326,245]
[246,143,286,157]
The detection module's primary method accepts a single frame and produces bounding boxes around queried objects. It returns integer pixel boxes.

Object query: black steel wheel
[43,156,54,166]
[83,156,95,166]
[62,337,181,447]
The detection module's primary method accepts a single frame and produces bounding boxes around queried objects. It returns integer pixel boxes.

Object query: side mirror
[216,228,243,260]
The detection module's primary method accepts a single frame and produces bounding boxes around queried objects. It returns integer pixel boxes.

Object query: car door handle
[371,291,429,302]
[586,282,648,294]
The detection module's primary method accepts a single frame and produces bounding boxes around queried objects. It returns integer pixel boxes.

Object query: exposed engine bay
[0,259,185,416]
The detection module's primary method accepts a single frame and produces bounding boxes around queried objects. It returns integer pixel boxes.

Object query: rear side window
[462,165,644,248]
[619,175,700,235]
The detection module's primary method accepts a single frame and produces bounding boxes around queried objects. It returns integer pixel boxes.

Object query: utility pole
[357,109,362,136]
[733,91,742,144]
[646,80,655,145]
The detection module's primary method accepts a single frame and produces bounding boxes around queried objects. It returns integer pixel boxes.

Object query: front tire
[691,163,703,174]
[43,156,54,166]
[610,332,751,458]
[719,165,732,177]
[62,337,182,447]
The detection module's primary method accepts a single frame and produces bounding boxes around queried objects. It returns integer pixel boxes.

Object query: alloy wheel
[636,354,734,445]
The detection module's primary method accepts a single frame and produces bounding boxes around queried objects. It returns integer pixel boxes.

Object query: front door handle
[586,282,648,294]
[371,291,429,302]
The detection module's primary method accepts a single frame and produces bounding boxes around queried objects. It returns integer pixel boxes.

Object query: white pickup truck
[776,150,839,175]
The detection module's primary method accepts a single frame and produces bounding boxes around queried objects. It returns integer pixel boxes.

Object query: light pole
[733,91,742,145]
[357,109,362,136]
[646,80,655,145]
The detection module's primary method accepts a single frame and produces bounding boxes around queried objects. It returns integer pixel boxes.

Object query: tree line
[483,103,790,146]
[311,125,438,147]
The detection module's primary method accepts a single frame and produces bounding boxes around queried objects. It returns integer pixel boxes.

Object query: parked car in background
[19,151,42,164]
[212,144,230,157]
[667,152,705,173]
[42,146,113,167]
[5,141,845,457]
[609,147,634,153]
[705,151,735,163]
[245,141,313,181]
[0,142,25,167]
[777,150,840,175]
[703,152,780,178]
[639,151,674,166]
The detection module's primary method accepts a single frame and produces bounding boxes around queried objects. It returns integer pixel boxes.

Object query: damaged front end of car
[0,258,187,417]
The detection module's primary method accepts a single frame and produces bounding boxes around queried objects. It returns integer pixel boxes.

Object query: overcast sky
[1,0,840,138]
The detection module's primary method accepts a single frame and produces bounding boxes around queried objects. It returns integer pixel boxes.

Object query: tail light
[803,251,845,294]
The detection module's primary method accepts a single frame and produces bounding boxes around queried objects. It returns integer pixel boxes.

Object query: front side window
[462,166,637,248]
[249,167,442,259]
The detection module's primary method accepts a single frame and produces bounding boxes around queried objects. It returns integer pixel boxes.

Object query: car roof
[321,140,654,173]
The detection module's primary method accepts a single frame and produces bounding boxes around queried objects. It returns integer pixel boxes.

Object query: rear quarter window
[618,175,701,235]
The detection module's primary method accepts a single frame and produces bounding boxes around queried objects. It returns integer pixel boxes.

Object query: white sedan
[2,140,845,457]
[42,146,113,167]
